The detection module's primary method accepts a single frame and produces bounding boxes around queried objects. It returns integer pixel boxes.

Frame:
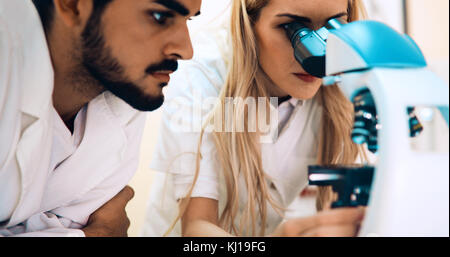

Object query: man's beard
[75,7,177,112]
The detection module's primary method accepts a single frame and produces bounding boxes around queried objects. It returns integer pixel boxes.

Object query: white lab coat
[0,0,146,236]
[141,25,323,237]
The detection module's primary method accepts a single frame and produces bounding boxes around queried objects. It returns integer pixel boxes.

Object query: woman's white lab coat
[0,0,146,236]
[141,26,324,236]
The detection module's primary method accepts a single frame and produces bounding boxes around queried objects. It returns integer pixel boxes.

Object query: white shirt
[142,25,322,236]
[0,0,146,236]
[50,106,86,172]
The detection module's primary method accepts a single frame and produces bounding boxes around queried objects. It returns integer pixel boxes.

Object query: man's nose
[163,24,194,60]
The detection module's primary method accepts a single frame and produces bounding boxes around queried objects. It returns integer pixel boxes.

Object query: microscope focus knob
[351,89,379,153]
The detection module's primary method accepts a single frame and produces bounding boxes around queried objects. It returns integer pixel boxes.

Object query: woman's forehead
[262,0,349,16]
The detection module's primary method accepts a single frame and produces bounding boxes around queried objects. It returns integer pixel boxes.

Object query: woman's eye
[278,22,293,29]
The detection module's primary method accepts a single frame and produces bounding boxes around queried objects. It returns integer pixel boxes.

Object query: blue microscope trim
[330,21,428,69]
[438,106,450,125]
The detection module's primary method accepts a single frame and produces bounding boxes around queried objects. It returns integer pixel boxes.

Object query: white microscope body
[325,21,449,236]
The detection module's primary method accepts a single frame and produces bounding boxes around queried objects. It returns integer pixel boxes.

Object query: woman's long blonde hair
[170,0,368,237]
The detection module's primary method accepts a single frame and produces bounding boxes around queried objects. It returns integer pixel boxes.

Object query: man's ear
[53,0,92,29]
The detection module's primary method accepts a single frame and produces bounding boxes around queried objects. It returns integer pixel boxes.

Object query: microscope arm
[321,20,450,236]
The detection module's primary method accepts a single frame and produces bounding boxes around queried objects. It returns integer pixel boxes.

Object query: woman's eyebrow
[276,12,348,23]
[276,14,311,23]
[328,12,348,20]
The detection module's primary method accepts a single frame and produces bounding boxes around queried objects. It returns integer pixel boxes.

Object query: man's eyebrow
[276,12,348,23]
[155,0,201,17]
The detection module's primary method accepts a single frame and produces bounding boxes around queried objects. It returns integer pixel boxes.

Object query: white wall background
[363,0,405,32]
[188,0,231,32]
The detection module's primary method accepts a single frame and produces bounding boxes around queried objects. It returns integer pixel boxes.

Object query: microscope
[285,18,449,236]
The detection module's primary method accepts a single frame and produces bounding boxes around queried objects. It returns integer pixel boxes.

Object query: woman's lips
[293,73,318,83]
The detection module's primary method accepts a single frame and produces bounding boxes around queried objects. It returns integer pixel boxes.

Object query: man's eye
[151,11,173,25]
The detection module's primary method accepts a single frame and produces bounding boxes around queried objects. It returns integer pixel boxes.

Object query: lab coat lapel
[10,115,54,227]
[264,99,321,206]
[11,77,54,228]
[40,93,134,212]
[7,0,56,227]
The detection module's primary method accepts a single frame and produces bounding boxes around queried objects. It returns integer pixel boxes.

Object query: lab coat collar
[287,97,303,108]
[263,97,304,144]
[269,96,303,109]
[39,93,133,213]
[103,91,140,128]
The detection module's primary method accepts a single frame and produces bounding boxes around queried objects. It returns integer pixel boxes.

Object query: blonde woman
[144,0,370,237]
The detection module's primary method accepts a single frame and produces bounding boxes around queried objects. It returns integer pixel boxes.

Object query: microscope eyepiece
[284,22,312,43]
[284,18,347,78]
[326,17,347,30]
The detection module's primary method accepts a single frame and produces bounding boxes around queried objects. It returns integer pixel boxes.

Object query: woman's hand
[270,207,365,237]
[181,197,230,237]
[82,186,135,237]
[300,186,319,197]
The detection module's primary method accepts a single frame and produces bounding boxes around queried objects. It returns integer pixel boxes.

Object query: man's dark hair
[32,0,112,33]
[32,0,54,33]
